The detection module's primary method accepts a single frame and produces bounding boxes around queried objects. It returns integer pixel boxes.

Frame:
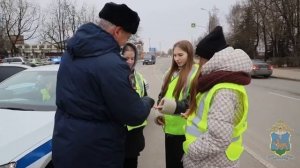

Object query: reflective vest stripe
[191,92,208,127]
[185,127,240,142]
[232,136,240,142]
[186,93,207,137]
[191,117,200,127]
[127,120,147,131]
[186,125,202,137]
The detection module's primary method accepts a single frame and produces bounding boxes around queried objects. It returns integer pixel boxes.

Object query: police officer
[52,3,154,168]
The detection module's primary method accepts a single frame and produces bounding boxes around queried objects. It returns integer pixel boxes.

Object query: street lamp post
[200,8,211,32]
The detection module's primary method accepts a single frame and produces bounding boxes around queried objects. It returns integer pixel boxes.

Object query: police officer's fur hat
[195,26,227,60]
[99,2,140,34]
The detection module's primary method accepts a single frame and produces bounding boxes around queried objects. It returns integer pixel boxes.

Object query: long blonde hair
[160,40,194,100]
[188,57,210,115]
[188,67,201,114]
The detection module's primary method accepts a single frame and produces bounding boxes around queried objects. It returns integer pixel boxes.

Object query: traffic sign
[191,23,196,28]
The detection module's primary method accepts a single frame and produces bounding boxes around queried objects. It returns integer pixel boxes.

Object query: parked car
[48,57,61,64]
[41,58,52,65]
[143,54,156,65]
[250,59,273,78]
[2,57,28,65]
[26,58,44,67]
[0,65,58,168]
[0,63,32,82]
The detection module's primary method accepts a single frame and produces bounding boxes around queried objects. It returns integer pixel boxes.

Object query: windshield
[0,70,57,111]
[144,55,153,60]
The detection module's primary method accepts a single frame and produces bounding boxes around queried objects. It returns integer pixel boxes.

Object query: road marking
[269,92,300,101]
[244,145,277,168]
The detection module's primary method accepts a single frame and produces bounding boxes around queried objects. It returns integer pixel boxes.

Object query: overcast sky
[36,0,240,52]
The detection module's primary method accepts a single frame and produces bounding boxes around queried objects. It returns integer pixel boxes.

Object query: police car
[0,65,59,168]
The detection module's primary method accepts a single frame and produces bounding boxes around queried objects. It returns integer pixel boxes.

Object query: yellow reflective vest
[163,64,199,135]
[183,83,248,161]
[40,88,51,101]
[127,71,147,131]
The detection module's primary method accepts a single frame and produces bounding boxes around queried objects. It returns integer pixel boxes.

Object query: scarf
[197,71,251,93]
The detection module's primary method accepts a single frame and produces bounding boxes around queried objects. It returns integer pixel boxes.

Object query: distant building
[10,35,25,45]
[11,39,144,59]
[15,42,62,58]
[130,40,144,59]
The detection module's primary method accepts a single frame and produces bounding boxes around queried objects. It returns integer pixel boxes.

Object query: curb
[270,76,300,82]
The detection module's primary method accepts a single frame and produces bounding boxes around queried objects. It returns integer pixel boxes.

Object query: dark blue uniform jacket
[52,23,152,168]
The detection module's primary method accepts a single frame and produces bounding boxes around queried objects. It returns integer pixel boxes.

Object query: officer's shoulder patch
[128,73,136,90]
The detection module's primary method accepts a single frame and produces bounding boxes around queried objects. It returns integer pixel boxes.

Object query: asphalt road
[244,77,300,168]
[135,57,299,168]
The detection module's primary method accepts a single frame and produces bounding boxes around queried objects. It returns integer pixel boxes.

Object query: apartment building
[15,43,63,58]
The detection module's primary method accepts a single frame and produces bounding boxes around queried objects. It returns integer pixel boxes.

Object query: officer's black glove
[141,96,155,109]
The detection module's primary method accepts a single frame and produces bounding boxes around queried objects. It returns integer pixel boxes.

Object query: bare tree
[194,7,220,45]
[0,0,40,56]
[256,0,297,59]
[40,0,96,52]
[227,0,300,66]
[208,7,220,32]
[227,1,257,58]
[40,0,72,52]
[77,4,97,26]
[227,3,243,33]
[272,0,299,57]
[0,12,6,57]
[68,4,96,34]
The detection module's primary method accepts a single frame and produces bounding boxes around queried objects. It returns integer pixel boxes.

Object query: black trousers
[165,134,185,168]
[124,157,138,168]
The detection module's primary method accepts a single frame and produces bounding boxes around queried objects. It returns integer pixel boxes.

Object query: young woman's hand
[154,116,165,126]
[181,109,190,119]
[153,99,164,113]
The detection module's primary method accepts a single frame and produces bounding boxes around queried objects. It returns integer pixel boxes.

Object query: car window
[144,55,152,60]
[252,59,265,63]
[0,71,57,111]
[0,66,26,82]
[12,58,22,62]
[3,58,11,63]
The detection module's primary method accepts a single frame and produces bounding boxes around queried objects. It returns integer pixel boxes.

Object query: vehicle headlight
[0,162,16,168]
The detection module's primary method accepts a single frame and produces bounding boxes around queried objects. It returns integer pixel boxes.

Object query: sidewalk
[271,68,300,81]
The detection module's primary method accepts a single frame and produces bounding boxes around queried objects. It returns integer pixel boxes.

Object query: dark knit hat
[99,2,140,34]
[195,26,227,60]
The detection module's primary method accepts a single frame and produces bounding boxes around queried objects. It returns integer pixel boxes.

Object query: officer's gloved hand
[141,96,155,108]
